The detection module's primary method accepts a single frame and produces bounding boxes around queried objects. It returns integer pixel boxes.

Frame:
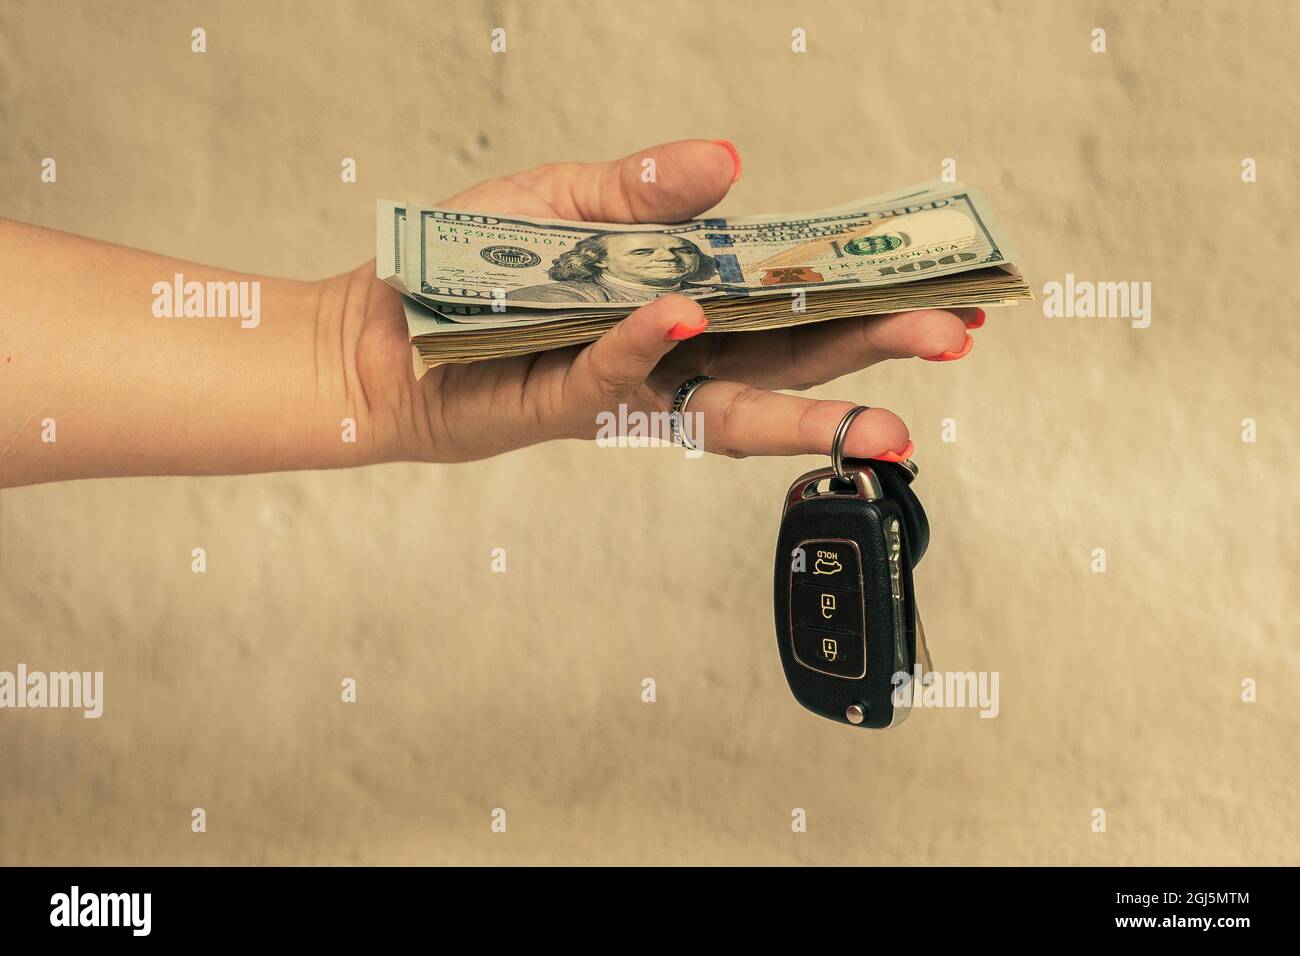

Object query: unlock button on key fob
[792,583,863,635]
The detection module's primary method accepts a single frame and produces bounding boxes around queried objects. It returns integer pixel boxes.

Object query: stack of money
[377,181,1032,366]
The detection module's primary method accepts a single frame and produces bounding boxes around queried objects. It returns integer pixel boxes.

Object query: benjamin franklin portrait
[506,232,719,303]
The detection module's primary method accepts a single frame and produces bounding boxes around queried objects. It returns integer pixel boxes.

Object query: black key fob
[773,456,929,729]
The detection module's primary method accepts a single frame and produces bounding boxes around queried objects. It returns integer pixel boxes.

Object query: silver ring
[669,375,715,450]
[831,405,871,480]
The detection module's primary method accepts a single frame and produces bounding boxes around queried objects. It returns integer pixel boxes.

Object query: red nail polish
[711,140,742,183]
[966,308,986,330]
[874,440,915,463]
[921,333,974,362]
[667,318,709,341]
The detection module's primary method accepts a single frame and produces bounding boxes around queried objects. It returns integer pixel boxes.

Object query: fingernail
[966,308,986,330]
[711,140,743,183]
[921,333,974,362]
[874,440,915,463]
[667,318,709,341]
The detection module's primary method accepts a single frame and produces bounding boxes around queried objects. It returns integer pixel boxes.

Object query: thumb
[539,139,742,224]
[567,295,708,406]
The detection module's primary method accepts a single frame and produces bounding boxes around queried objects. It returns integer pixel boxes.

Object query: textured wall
[0,0,1295,865]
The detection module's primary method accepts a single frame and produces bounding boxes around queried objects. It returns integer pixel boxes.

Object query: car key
[773,406,930,729]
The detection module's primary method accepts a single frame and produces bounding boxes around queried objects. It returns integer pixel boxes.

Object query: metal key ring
[830,405,871,481]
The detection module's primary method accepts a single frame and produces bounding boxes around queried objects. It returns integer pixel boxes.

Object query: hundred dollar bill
[402,264,1033,364]
[379,181,1033,364]
[382,180,961,326]
[402,184,1017,313]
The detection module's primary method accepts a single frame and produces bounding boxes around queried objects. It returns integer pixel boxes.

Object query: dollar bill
[402,265,1032,363]
[380,179,967,324]
[378,182,1032,364]
[380,183,957,303]
[401,184,1017,313]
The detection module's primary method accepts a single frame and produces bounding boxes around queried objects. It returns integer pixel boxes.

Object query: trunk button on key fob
[794,541,860,588]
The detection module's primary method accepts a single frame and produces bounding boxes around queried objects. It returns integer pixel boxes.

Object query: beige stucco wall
[0,0,1295,865]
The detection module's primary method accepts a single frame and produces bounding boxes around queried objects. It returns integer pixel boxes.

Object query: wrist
[299,268,385,470]
[316,264,429,469]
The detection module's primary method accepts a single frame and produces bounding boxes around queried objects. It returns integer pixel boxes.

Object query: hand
[348,139,985,463]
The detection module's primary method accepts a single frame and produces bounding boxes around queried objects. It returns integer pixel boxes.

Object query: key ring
[830,405,871,481]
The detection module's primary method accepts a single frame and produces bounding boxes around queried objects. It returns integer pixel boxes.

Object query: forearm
[0,220,382,488]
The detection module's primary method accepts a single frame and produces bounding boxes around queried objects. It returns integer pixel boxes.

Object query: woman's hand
[0,139,982,488]
[349,139,984,464]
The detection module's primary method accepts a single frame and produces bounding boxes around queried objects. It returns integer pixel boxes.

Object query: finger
[695,308,977,390]
[565,294,708,405]
[678,382,912,460]
[511,139,741,223]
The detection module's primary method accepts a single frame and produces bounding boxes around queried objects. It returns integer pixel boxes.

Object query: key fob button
[791,624,866,679]
[792,583,863,634]
[793,539,861,590]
